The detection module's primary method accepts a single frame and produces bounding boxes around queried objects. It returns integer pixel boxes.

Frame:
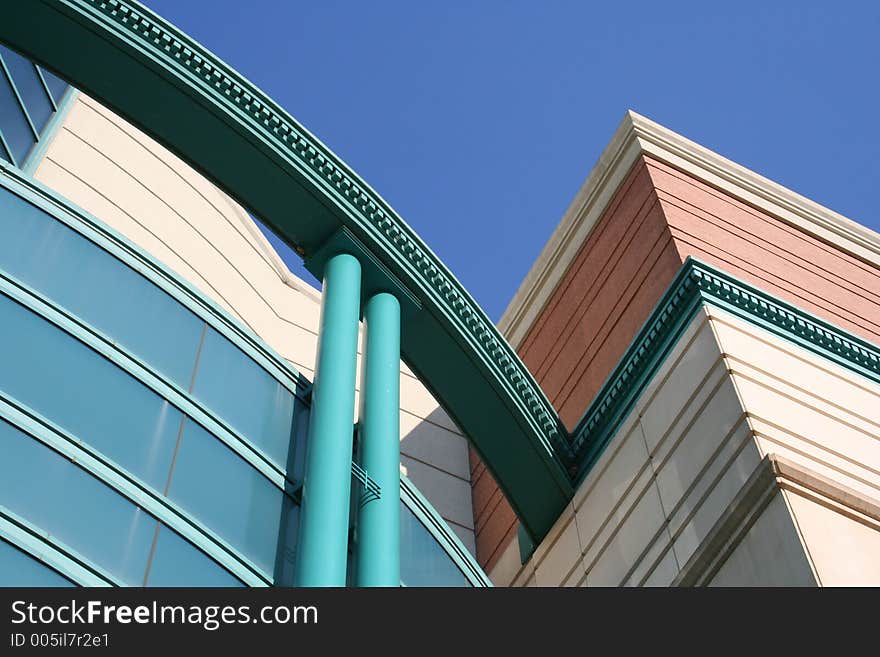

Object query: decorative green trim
[692,264,880,383]
[570,257,880,484]
[0,395,261,586]
[0,0,573,541]
[0,506,112,586]
[22,86,78,175]
[74,0,567,464]
[76,0,567,455]
[400,475,492,587]
[570,262,703,478]
[0,163,310,403]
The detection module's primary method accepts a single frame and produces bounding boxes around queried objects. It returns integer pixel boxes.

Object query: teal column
[355,292,401,587]
[295,252,361,586]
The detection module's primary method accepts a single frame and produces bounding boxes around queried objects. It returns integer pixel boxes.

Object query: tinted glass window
[400,503,468,587]
[0,46,53,132]
[0,66,35,165]
[0,539,74,587]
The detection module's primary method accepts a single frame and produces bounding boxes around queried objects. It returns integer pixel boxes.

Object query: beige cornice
[499,110,880,348]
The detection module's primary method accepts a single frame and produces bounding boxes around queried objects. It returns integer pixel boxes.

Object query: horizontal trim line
[570,257,880,483]
[0,505,112,586]
[0,395,263,585]
[0,163,311,399]
[0,269,299,494]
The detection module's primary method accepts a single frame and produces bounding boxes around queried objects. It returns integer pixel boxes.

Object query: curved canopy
[0,0,574,542]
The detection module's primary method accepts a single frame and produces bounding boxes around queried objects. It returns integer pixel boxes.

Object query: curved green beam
[0,0,573,542]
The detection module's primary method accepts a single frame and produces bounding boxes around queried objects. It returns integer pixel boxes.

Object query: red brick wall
[472,153,880,575]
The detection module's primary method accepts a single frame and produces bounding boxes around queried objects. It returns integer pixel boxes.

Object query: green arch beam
[0,0,573,542]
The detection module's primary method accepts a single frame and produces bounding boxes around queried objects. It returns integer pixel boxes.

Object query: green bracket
[305,226,421,322]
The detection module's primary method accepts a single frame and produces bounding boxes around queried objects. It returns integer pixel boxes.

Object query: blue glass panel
[37,68,69,107]
[192,329,297,469]
[399,503,468,587]
[0,46,52,134]
[0,137,9,164]
[289,398,310,484]
[275,502,300,587]
[168,419,297,580]
[0,65,35,165]
[145,525,243,587]
[0,420,154,585]
[0,539,74,587]
[0,187,205,388]
[0,293,182,492]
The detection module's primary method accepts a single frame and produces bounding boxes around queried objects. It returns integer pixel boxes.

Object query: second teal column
[355,292,401,586]
[295,252,361,586]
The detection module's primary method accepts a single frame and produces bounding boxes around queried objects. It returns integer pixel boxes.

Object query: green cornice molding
[0,0,572,541]
[76,0,569,458]
[82,0,569,456]
[571,257,880,483]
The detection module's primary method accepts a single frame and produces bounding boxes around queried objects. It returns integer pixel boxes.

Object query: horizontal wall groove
[749,416,880,490]
[521,164,656,364]
[51,125,324,341]
[530,195,665,383]
[553,234,677,414]
[670,228,880,338]
[0,164,310,399]
[647,159,880,281]
[658,192,880,304]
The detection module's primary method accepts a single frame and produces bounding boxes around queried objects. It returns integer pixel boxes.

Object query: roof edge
[499,109,880,349]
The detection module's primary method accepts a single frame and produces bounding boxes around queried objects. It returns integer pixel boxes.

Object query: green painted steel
[355,292,401,587]
[0,0,573,545]
[570,256,880,486]
[295,253,362,586]
[0,163,486,587]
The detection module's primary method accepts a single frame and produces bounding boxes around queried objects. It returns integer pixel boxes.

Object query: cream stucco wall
[32,92,476,553]
[491,306,880,586]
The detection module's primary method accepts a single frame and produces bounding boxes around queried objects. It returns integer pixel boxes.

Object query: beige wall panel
[35,94,475,553]
[652,379,746,523]
[487,536,523,587]
[670,427,762,568]
[709,491,816,586]
[637,314,724,452]
[624,527,676,587]
[400,456,474,531]
[784,490,880,586]
[533,505,584,587]
[585,476,668,586]
[641,548,679,587]
[399,411,470,481]
[708,308,880,509]
[750,421,880,504]
[572,420,651,556]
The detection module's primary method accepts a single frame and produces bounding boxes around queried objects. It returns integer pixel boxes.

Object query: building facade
[1,1,879,587]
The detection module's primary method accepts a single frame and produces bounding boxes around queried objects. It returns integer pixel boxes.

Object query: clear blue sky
[145,0,880,322]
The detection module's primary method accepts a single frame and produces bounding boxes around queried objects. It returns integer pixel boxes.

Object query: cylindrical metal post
[295,252,361,586]
[355,292,401,586]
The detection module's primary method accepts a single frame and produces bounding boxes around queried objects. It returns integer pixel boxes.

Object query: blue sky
[145,0,880,322]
